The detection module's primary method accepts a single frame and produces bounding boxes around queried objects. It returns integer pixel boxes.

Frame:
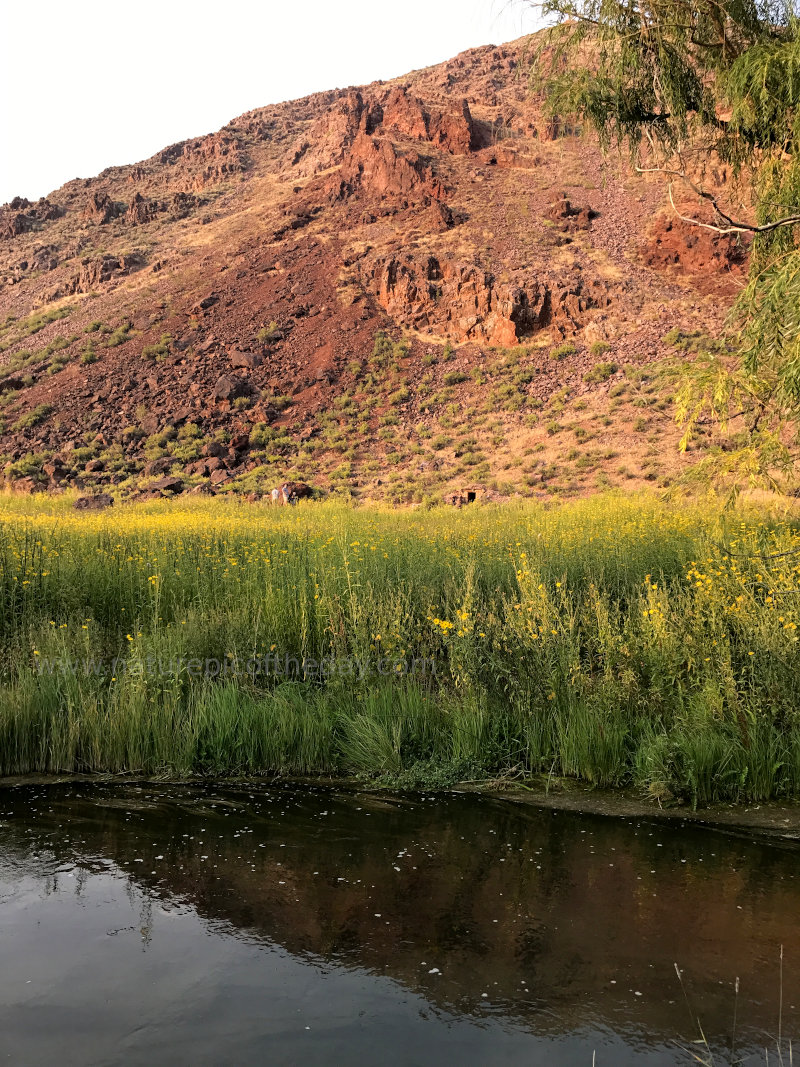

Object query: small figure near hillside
[274,481,313,505]
[444,488,478,508]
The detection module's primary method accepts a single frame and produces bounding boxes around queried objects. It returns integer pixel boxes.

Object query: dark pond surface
[0,783,798,1066]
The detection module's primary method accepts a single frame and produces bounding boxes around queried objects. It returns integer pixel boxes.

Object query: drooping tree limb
[635,161,800,233]
[713,541,800,560]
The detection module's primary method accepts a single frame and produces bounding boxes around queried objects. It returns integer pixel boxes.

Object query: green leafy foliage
[141,334,171,361]
[12,404,54,431]
[550,343,576,361]
[533,0,800,488]
[584,361,618,383]
[105,322,133,348]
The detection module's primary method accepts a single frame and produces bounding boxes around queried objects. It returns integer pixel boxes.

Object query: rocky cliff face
[0,33,745,502]
[364,252,614,346]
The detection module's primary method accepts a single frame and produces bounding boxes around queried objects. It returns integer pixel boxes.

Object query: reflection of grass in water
[674,950,792,1066]
[2,492,800,803]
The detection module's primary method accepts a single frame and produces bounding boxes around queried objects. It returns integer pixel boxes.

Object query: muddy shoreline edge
[3,773,800,843]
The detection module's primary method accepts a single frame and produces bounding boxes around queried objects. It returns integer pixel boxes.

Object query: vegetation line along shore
[2,492,800,807]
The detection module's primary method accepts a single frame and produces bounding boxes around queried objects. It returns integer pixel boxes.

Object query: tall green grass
[1,491,800,805]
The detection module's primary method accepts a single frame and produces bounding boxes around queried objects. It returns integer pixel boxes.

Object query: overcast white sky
[0,0,541,205]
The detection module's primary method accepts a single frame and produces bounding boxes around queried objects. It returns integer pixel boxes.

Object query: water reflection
[0,783,797,1065]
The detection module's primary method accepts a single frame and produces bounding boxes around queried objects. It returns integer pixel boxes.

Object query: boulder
[279,480,314,504]
[545,193,596,233]
[184,460,210,477]
[140,414,161,435]
[192,294,218,313]
[229,349,263,370]
[214,375,249,401]
[144,457,173,476]
[43,459,66,480]
[196,335,219,355]
[12,477,46,495]
[74,493,114,510]
[151,475,183,494]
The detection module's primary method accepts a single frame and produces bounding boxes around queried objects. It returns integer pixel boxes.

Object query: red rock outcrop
[381,86,476,153]
[286,87,474,179]
[170,191,198,218]
[330,134,448,208]
[12,245,59,277]
[381,87,429,141]
[34,198,63,222]
[0,197,64,239]
[125,190,197,225]
[0,211,33,239]
[82,191,122,224]
[474,145,538,169]
[286,91,382,177]
[59,253,146,295]
[126,192,163,226]
[159,132,248,190]
[644,214,750,283]
[364,252,612,345]
[545,193,596,232]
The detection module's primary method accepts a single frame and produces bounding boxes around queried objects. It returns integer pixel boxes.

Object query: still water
[0,783,797,1065]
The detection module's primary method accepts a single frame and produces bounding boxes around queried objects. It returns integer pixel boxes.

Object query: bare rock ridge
[285,85,476,178]
[0,197,64,239]
[0,32,748,501]
[331,133,449,208]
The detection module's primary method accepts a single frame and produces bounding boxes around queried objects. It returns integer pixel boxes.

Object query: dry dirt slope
[0,33,749,504]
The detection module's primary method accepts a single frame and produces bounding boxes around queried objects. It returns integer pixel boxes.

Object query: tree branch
[635,162,800,234]
[713,541,800,561]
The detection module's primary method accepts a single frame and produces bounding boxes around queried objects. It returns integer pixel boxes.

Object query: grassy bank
[1,492,800,806]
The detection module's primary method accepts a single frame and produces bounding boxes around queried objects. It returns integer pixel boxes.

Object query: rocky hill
[0,33,749,503]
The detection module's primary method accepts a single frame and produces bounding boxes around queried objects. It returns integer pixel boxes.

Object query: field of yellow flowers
[1,491,800,805]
